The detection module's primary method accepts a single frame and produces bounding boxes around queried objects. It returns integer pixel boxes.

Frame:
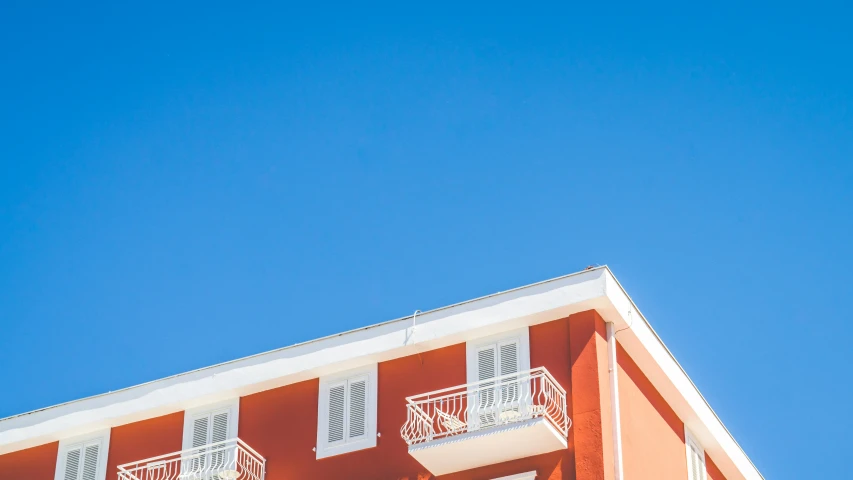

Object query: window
[685,428,707,480]
[466,328,531,429]
[466,328,531,384]
[316,364,377,459]
[54,430,110,480]
[182,399,240,450]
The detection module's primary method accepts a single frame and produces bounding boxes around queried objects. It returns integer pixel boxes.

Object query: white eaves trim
[0,267,606,455]
[0,267,763,480]
[599,271,764,480]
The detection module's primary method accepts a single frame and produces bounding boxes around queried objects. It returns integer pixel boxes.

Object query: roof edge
[0,267,607,425]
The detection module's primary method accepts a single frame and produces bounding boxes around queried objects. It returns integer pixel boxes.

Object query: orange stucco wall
[706,455,728,480]
[568,310,614,480]
[0,441,58,480]
[238,316,588,480]
[617,342,686,480]
[106,412,185,480]
[239,343,467,479]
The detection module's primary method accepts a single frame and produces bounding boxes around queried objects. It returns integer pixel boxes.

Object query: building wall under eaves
[618,341,687,479]
[618,342,730,480]
[238,314,580,479]
[707,455,730,480]
[105,411,184,480]
[0,440,57,480]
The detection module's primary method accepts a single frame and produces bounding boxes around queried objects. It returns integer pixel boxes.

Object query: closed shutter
[498,341,520,406]
[316,366,377,458]
[348,377,368,439]
[190,409,231,446]
[476,345,498,425]
[327,383,346,443]
[475,341,521,380]
[687,439,706,480]
[62,448,82,480]
[191,416,210,448]
[188,409,231,471]
[189,415,210,471]
[211,412,229,443]
[325,376,369,446]
[474,340,522,426]
[61,441,101,480]
[477,346,497,382]
[210,411,230,469]
[81,444,100,480]
[498,341,519,377]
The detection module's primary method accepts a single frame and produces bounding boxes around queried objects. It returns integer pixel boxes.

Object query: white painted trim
[606,321,624,480]
[685,427,707,480]
[600,270,763,480]
[315,364,378,459]
[0,268,602,455]
[54,429,110,480]
[492,472,537,480]
[465,327,531,384]
[181,398,239,450]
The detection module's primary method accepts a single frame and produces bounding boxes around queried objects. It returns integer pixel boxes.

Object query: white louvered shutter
[687,439,706,480]
[476,345,498,425]
[80,444,100,480]
[327,383,346,444]
[63,448,82,480]
[348,377,368,439]
[188,409,231,472]
[192,415,210,448]
[211,412,229,443]
[477,345,497,384]
[61,441,101,480]
[316,367,377,458]
[210,411,230,469]
[325,376,369,446]
[190,415,210,471]
[498,341,519,377]
[498,341,520,406]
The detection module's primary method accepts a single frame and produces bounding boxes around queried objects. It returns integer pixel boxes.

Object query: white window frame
[182,398,240,450]
[54,429,111,480]
[685,427,708,480]
[492,471,537,480]
[465,327,531,384]
[315,363,378,459]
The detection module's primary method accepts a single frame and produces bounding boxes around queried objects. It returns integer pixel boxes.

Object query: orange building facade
[0,268,762,480]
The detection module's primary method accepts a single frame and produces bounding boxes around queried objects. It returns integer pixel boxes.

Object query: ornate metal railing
[117,438,265,480]
[400,366,570,445]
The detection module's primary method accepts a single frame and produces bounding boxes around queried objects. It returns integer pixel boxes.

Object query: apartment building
[0,267,763,480]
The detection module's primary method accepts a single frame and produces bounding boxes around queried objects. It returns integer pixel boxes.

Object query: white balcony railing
[400,366,570,445]
[117,438,265,480]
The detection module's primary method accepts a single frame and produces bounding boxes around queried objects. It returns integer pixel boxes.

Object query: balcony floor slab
[408,417,567,476]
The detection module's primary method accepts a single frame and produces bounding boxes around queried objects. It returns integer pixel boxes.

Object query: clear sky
[1,2,851,478]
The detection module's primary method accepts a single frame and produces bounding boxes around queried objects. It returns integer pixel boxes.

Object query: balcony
[117,438,265,480]
[400,367,571,476]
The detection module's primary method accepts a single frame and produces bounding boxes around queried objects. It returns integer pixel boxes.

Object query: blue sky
[1,2,851,478]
